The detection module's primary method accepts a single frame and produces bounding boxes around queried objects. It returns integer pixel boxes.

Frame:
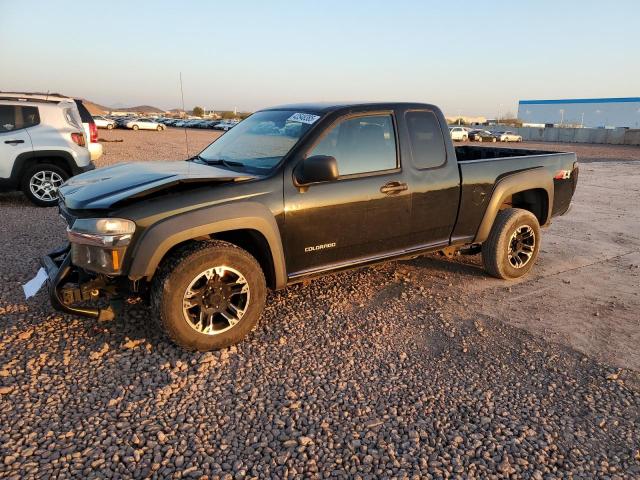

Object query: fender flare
[127,202,287,289]
[11,150,79,182]
[473,167,553,243]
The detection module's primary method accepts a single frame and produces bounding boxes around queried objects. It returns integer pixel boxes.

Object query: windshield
[197,110,318,172]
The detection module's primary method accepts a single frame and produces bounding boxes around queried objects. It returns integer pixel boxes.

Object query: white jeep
[0,93,94,206]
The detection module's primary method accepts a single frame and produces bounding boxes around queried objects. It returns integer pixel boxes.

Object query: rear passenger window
[309,114,397,176]
[406,111,446,169]
[0,105,40,132]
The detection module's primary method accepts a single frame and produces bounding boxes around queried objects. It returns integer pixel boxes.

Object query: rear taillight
[71,132,86,147]
[89,122,98,143]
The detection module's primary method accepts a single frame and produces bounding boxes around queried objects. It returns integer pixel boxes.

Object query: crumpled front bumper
[41,244,115,321]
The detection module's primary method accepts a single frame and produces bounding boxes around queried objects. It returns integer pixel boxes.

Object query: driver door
[283,112,412,276]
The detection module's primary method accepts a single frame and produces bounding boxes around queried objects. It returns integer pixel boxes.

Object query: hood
[59,161,258,210]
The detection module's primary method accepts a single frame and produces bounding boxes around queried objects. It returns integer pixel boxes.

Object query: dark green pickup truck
[40,102,578,351]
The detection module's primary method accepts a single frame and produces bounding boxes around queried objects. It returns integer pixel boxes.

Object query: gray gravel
[0,134,638,478]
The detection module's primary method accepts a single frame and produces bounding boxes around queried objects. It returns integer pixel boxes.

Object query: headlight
[68,218,136,274]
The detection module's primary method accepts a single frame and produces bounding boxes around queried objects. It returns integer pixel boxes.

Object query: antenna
[179,72,189,157]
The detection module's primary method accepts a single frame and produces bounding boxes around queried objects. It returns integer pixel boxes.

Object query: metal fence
[484,127,640,146]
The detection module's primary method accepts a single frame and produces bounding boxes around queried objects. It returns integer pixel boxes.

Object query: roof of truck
[261,101,439,114]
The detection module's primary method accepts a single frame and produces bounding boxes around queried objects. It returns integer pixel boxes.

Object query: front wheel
[21,163,69,207]
[151,240,267,351]
[482,208,541,279]
[157,125,163,131]
[107,123,114,130]
[132,125,139,130]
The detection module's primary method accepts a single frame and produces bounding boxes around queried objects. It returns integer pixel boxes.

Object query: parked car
[497,131,523,142]
[126,118,165,131]
[469,129,498,142]
[40,101,579,351]
[115,117,133,128]
[449,126,468,141]
[0,92,94,206]
[93,115,116,130]
[74,100,103,162]
[214,121,236,131]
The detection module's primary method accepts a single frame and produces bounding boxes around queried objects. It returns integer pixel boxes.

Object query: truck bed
[455,145,560,162]
[451,146,578,244]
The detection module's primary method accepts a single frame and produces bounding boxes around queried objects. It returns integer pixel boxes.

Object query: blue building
[517,97,640,129]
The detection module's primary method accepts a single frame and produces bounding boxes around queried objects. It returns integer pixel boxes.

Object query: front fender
[126,202,287,288]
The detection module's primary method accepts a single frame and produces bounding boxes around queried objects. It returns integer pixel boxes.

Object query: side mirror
[295,155,339,186]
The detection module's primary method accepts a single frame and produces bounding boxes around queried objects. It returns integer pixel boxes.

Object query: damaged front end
[41,245,121,321]
[41,216,141,321]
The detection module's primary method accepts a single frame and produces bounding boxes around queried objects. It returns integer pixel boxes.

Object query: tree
[192,106,204,117]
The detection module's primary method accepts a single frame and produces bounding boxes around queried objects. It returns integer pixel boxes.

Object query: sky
[1,0,638,117]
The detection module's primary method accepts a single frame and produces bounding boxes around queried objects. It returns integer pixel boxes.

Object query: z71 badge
[305,242,336,253]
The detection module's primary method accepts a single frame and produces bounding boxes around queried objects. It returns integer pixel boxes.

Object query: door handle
[4,139,24,145]
[380,181,408,195]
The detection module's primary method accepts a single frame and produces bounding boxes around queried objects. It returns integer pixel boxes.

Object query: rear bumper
[41,245,114,320]
[88,142,103,162]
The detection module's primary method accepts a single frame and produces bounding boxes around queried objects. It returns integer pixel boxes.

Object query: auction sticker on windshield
[287,113,321,124]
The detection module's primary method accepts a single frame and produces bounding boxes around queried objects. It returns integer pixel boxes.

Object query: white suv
[449,126,469,141]
[0,93,94,206]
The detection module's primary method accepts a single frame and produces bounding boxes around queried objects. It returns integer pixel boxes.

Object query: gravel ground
[0,130,638,478]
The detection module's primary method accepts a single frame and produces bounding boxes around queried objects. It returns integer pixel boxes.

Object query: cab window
[308,114,397,176]
[406,111,446,169]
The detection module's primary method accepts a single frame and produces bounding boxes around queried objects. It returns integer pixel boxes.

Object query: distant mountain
[82,100,111,115]
[113,105,166,114]
[81,100,166,115]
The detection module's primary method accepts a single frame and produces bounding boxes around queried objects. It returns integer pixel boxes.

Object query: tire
[157,125,162,131]
[482,208,541,280]
[132,125,139,131]
[21,163,69,207]
[107,124,114,130]
[151,240,267,351]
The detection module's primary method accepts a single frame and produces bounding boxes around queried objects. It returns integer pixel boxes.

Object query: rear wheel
[151,240,267,351]
[132,125,139,131]
[107,123,114,130]
[482,208,540,279]
[21,163,68,207]
[157,125,162,131]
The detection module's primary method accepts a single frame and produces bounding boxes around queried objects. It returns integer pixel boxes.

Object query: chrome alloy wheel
[182,266,250,335]
[507,225,536,268]
[29,170,64,202]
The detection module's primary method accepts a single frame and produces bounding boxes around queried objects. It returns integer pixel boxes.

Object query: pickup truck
[41,102,578,351]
